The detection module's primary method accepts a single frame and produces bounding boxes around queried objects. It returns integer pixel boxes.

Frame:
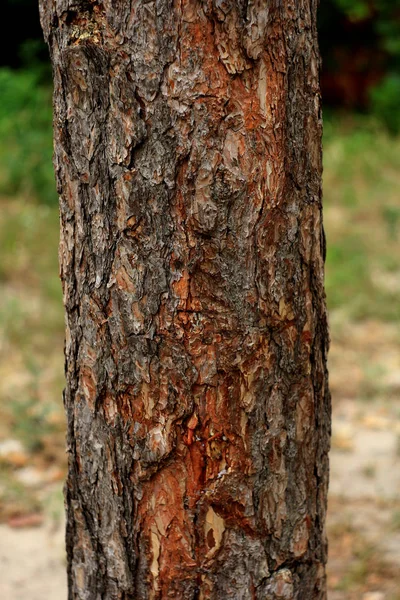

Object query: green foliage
[0,67,56,204]
[325,0,400,58]
[370,73,400,134]
[319,1,400,132]
[334,0,372,21]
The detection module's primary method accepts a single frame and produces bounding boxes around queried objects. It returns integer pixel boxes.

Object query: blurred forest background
[0,2,400,599]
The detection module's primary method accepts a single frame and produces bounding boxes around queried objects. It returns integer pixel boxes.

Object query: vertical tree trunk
[40,1,330,598]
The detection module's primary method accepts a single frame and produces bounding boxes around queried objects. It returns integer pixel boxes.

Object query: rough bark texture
[40,1,330,598]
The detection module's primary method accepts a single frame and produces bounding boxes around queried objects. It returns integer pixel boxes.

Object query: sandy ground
[0,519,66,599]
[1,398,399,599]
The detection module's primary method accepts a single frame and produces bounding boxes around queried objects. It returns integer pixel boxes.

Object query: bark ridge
[40,1,330,598]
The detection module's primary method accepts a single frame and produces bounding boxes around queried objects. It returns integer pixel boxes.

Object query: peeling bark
[40,1,330,599]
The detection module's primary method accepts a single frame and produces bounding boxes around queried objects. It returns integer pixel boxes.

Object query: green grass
[323,113,400,321]
[0,69,64,489]
[0,200,65,467]
[0,201,63,351]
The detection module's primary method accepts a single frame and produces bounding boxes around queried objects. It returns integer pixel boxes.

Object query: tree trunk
[40,1,330,598]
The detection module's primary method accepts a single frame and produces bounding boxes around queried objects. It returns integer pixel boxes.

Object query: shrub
[0,67,56,204]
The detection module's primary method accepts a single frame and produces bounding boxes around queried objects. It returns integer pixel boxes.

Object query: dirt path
[0,520,66,600]
[1,402,399,599]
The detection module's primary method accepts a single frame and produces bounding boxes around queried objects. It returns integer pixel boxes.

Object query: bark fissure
[40,1,330,598]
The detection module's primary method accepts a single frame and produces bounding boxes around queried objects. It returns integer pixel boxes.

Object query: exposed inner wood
[40,1,330,598]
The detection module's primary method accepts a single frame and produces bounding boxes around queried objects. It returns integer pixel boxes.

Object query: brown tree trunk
[40,1,330,598]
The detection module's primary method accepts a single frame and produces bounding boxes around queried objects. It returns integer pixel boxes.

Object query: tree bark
[40,1,330,598]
